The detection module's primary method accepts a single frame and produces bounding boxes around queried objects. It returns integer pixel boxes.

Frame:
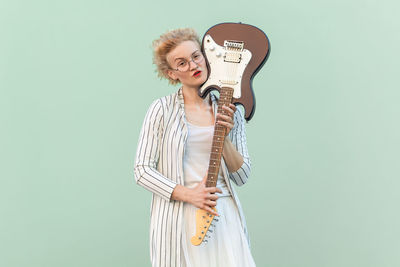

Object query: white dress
[181,121,256,267]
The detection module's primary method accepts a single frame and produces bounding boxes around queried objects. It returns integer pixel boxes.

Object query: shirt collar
[177,86,218,107]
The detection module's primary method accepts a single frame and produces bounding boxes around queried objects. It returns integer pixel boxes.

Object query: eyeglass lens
[176,52,203,71]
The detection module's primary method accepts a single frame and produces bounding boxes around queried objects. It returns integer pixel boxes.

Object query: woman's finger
[206,187,222,194]
[209,194,219,201]
[217,120,233,128]
[222,104,235,116]
[217,113,233,123]
[203,206,219,217]
[206,200,217,207]
[206,192,219,201]
[228,103,237,113]
[216,121,234,134]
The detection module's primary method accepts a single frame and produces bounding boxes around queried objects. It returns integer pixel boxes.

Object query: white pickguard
[200,34,252,99]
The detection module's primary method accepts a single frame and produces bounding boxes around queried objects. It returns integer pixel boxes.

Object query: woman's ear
[167,69,178,81]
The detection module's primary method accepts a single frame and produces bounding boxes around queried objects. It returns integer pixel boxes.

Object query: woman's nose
[189,60,199,70]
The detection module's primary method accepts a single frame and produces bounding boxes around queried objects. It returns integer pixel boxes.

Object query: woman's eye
[178,62,186,67]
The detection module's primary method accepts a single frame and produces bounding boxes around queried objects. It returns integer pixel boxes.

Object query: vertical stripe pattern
[134,87,252,267]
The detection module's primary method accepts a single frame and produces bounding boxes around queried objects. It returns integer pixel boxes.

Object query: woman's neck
[182,85,211,107]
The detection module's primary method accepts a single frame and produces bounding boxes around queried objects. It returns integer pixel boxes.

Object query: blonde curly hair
[152,28,201,85]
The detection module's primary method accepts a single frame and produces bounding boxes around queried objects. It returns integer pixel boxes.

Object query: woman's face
[166,40,208,88]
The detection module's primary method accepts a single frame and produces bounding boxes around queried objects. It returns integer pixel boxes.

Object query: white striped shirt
[134,87,252,267]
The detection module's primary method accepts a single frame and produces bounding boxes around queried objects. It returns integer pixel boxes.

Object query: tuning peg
[214,218,219,222]
[208,230,213,233]
[211,224,215,227]
[203,240,208,245]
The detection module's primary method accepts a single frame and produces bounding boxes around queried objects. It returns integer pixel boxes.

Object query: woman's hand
[171,173,222,216]
[171,174,222,216]
[186,172,222,216]
[216,103,236,136]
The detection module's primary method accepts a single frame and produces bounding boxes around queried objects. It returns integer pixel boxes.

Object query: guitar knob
[216,51,222,57]
[210,45,215,51]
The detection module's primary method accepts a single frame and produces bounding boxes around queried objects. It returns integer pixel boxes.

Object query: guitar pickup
[224,52,242,63]
[219,79,239,85]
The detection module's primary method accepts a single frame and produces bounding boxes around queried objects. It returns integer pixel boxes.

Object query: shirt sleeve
[133,99,177,201]
[227,107,252,186]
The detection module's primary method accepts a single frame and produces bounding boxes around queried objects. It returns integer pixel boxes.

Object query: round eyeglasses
[170,52,204,72]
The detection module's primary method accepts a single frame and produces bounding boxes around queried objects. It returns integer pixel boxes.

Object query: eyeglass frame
[168,51,205,72]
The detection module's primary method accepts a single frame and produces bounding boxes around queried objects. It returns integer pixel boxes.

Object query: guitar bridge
[224,40,244,51]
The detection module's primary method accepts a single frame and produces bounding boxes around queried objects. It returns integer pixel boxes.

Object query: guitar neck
[206,87,234,188]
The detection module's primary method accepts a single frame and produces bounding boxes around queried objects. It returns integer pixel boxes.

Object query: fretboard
[206,87,234,188]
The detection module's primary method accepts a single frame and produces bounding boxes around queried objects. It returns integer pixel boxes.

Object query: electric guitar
[191,22,270,246]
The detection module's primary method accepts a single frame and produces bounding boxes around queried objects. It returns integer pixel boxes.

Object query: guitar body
[191,22,270,246]
[199,22,271,121]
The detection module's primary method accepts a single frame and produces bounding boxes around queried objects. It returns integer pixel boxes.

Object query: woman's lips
[193,71,202,77]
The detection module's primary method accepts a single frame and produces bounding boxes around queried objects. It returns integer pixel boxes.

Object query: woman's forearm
[171,184,189,202]
[222,138,244,173]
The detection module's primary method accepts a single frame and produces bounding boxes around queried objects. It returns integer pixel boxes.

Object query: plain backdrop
[1,0,399,266]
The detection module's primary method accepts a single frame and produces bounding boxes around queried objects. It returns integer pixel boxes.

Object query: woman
[134,28,255,267]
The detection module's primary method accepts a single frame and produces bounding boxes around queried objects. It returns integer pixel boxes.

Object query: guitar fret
[208,166,219,172]
[209,162,221,168]
[208,163,221,169]
[210,154,221,160]
[212,141,224,146]
[207,171,218,176]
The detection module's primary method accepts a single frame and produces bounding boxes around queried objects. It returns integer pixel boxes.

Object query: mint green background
[1,0,399,266]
